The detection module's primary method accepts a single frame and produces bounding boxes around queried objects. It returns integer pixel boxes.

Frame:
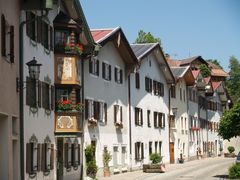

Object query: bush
[85,145,98,178]
[86,160,98,178]
[228,146,235,154]
[150,153,162,164]
[229,163,240,179]
[103,147,112,169]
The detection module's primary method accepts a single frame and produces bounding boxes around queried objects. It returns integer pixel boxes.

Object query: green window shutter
[104,103,107,124]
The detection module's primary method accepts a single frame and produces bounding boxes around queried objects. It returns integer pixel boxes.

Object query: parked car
[236,152,240,164]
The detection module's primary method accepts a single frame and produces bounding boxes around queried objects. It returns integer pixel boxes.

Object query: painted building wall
[84,42,129,176]
[170,79,189,162]
[0,0,20,179]
[22,9,58,180]
[130,54,170,169]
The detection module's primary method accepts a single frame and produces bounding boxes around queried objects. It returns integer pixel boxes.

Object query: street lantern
[26,57,42,80]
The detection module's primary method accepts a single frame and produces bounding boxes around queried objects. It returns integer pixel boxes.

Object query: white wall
[130,53,170,169]
[170,78,189,162]
[84,42,129,175]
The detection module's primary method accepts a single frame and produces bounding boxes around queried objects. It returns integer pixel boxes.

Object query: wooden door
[170,142,175,164]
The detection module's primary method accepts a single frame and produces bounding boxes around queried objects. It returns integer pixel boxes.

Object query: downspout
[186,86,190,160]
[128,75,132,171]
[19,11,48,180]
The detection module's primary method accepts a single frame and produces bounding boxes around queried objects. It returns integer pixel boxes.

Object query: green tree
[225,56,240,103]
[135,30,161,44]
[199,64,211,78]
[207,59,223,69]
[218,101,240,140]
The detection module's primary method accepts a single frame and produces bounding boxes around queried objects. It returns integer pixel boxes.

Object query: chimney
[165,53,170,61]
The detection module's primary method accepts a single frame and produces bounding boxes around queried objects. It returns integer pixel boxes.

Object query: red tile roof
[212,81,222,91]
[192,70,200,79]
[211,69,229,77]
[91,29,115,43]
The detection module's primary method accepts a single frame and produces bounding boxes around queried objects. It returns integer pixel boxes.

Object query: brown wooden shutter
[64,143,68,168]
[89,59,93,74]
[120,106,123,124]
[114,67,117,82]
[120,69,123,84]
[10,25,14,63]
[26,77,37,107]
[163,114,165,127]
[158,113,162,128]
[78,144,80,165]
[102,62,105,78]
[26,143,31,173]
[37,16,42,43]
[135,72,140,89]
[149,78,152,92]
[71,144,75,166]
[41,143,46,171]
[38,81,42,107]
[141,142,144,159]
[51,85,55,110]
[37,143,41,172]
[50,144,54,170]
[154,112,157,127]
[114,105,117,124]
[26,12,30,38]
[140,109,143,126]
[135,108,138,125]
[93,101,99,120]
[104,103,107,124]
[50,26,53,51]
[153,81,156,95]
[85,99,89,119]
[135,143,138,160]
[109,65,111,80]
[145,77,148,92]
[1,14,6,56]
[96,60,99,76]
[161,83,164,96]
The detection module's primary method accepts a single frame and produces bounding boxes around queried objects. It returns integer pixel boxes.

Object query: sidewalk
[97,157,226,180]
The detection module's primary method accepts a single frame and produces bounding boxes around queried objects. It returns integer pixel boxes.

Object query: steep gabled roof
[130,43,158,60]
[130,43,175,84]
[90,27,138,66]
[211,69,229,77]
[180,56,207,66]
[171,66,195,86]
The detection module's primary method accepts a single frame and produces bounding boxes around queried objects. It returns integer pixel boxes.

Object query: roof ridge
[90,27,120,31]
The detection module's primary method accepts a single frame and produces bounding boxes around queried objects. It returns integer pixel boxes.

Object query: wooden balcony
[55,111,82,133]
[54,55,81,85]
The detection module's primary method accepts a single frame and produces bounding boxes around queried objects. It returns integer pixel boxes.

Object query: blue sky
[81,0,240,71]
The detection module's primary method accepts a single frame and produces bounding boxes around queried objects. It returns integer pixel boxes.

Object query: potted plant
[143,153,165,173]
[103,147,112,177]
[56,100,73,111]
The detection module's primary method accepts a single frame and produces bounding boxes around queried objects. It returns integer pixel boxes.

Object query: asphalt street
[98,157,235,180]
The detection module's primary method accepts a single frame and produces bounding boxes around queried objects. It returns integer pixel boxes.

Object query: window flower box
[56,100,84,112]
[88,117,97,127]
[65,43,84,55]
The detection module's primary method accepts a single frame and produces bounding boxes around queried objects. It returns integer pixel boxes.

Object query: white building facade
[84,27,137,176]
[130,43,175,168]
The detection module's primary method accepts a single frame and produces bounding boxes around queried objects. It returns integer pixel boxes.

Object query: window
[99,102,107,124]
[145,77,152,93]
[121,146,127,166]
[1,14,14,62]
[135,107,143,126]
[135,142,144,161]
[135,72,140,89]
[115,67,123,84]
[42,21,49,49]
[154,112,165,128]
[114,105,123,126]
[85,99,107,123]
[159,83,164,96]
[54,30,69,48]
[85,99,94,119]
[147,110,151,127]
[171,86,176,98]
[113,146,118,167]
[102,62,111,81]
[89,57,99,76]
[153,80,158,95]
[149,142,152,155]
[26,12,36,41]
